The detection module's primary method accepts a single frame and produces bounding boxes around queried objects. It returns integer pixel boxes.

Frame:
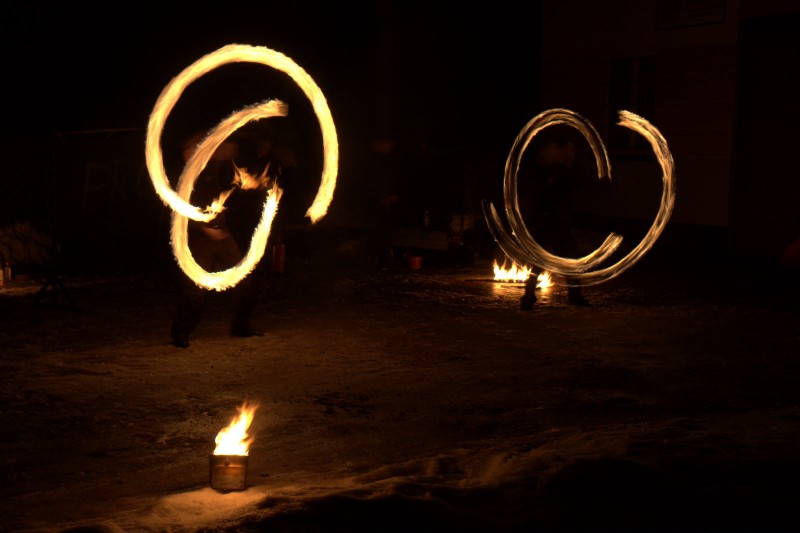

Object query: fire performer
[518,131,590,309]
[170,130,278,348]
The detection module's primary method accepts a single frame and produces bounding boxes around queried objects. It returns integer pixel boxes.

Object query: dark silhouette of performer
[170,131,276,348]
[518,133,590,309]
[365,135,402,268]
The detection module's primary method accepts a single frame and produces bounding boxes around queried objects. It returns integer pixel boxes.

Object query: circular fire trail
[482,108,675,287]
[145,44,338,290]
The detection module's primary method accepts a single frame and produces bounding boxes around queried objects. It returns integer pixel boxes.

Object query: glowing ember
[145,44,339,291]
[483,108,675,287]
[214,401,259,456]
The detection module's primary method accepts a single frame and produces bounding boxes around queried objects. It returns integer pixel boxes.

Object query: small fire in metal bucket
[210,400,259,491]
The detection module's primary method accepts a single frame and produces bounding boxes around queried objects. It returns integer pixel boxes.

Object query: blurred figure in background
[518,131,590,309]
[365,135,401,268]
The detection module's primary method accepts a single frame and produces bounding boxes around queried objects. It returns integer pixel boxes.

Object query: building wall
[538,0,740,231]
[537,0,800,260]
[731,9,800,260]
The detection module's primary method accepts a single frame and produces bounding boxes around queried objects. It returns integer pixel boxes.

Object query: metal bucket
[209,454,248,491]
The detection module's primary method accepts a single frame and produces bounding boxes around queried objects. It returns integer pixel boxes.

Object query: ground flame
[493,259,552,288]
[493,260,531,282]
[214,401,259,456]
[537,270,553,289]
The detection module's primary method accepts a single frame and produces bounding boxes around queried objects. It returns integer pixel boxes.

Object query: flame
[233,162,272,191]
[493,259,531,282]
[493,260,553,289]
[206,189,233,217]
[214,401,259,456]
[537,270,553,289]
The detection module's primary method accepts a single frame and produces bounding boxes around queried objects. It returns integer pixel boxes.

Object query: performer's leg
[230,275,258,336]
[170,233,214,347]
[520,269,539,310]
[214,235,260,337]
[567,278,590,307]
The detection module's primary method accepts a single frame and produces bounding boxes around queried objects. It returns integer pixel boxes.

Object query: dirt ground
[1,243,799,533]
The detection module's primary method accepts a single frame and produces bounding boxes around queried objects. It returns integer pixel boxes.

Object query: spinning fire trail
[145,44,338,291]
[483,108,675,287]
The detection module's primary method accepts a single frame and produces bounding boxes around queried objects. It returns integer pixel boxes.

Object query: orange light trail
[145,44,338,290]
[483,108,675,287]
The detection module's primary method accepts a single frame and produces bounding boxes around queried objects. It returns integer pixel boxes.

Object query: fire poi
[145,44,338,291]
[483,108,675,287]
[210,400,259,491]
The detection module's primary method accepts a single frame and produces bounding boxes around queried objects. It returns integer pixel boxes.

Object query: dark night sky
[3,2,542,146]
[1,1,543,256]
[3,2,376,133]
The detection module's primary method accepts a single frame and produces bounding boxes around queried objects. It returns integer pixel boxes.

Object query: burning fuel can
[209,454,248,491]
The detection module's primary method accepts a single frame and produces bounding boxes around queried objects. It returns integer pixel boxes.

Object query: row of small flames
[493,260,553,288]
